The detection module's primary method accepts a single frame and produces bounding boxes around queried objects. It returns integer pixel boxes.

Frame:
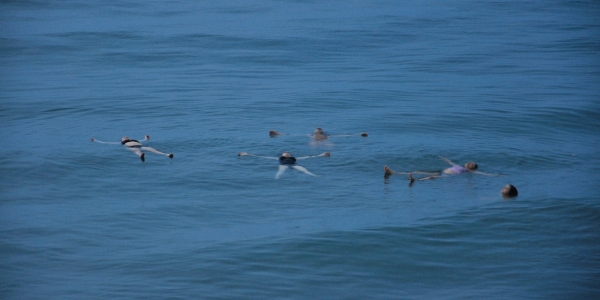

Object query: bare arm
[472,171,505,176]
[92,135,150,144]
[91,138,120,144]
[327,132,368,138]
[237,152,278,160]
[440,156,458,166]
[268,130,312,138]
[296,152,330,160]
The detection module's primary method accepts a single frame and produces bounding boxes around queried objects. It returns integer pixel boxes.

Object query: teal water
[1,0,599,299]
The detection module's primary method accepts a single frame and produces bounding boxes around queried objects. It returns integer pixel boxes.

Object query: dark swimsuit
[279,156,296,165]
[121,139,141,147]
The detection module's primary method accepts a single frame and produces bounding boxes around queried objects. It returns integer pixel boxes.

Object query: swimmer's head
[282,152,292,157]
[501,184,518,198]
[314,127,324,134]
[269,130,282,137]
[464,162,478,170]
[384,165,393,176]
[121,136,130,142]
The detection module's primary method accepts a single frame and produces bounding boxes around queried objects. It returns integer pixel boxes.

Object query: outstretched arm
[268,130,313,138]
[238,152,278,160]
[472,171,505,176]
[92,135,150,145]
[91,138,120,145]
[328,132,368,138]
[296,152,330,160]
[440,156,458,166]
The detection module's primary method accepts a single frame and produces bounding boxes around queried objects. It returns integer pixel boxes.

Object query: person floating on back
[384,156,501,181]
[91,135,173,162]
[238,151,330,179]
[269,127,368,140]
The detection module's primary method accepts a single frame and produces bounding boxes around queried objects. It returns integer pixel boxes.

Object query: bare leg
[418,174,441,181]
[141,146,173,158]
[384,166,435,176]
[292,165,316,176]
[275,165,288,179]
[126,147,145,162]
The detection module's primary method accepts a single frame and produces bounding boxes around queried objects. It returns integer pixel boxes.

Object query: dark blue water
[1,1,599,299]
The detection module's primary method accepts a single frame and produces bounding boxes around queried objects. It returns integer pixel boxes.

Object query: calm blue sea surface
[1,0,599,299]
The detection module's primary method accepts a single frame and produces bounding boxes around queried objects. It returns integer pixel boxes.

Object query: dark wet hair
[501,184,518,198]
[464,162,478,170]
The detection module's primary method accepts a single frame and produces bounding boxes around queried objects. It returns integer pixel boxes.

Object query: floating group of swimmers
[92,127,518,198]
[239,127,366,178]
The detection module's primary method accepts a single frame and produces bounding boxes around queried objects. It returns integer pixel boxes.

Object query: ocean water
[1,0,599,299]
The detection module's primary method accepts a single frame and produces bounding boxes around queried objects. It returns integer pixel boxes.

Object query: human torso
[312,133,327,141]
[279,156,297,165]
[121,139,142,147]
[443,165,468,174]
